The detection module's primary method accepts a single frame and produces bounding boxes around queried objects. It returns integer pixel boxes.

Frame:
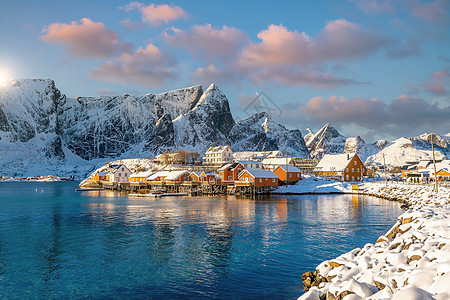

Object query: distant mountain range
[0,79,448,176]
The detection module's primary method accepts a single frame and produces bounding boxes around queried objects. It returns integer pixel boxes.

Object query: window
[118,173,121,176]
[228,176,231,180]
[289,173,292,178]
[346,175,349,180]
[122,167,124,171]
[352,168,354,172]
[357,177,360,181]
[259,178,262,183]
[352,176,354,181]
[346,168,349,172]
[354,161,357,165]
[272,178,275,182]
[245,177,248,182]
[297,174,300,178]
[357,168,359,172]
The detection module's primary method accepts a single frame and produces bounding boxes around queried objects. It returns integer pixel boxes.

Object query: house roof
[314,154,356,172]
[275,165,301,173]
[97,171,109,176]
[190,171,203,177]
[237,160,262,165]
[218,163,233,171]
[164,170,189,180]
[417,160,432,168]
[239,169,278,179]
[262,157,293,165]
[148,171,171,180]
[206,145,231,154]
[129,170,154,178]
[105,164,130,174]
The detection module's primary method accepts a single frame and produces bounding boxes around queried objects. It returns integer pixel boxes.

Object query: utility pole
[431,135,439,193]
[383,153,387,187]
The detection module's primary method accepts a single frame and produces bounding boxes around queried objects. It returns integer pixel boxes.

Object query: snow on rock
[365,137,447,167]
[344,136,381,163]
[306,123,346,158]
[229,111,310,157]
[273,175,352,194]
[298,183,450,300]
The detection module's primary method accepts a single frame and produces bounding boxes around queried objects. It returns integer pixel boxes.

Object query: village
[79,145,450,195]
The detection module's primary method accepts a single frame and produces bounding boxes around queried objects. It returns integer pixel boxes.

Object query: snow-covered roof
[148,171,171,180]
[314,153,356,172]
[164,170,189,180]
[237,160,262,164]
[262,157,293,165]
[239,169,278,179]
[275,165,301,173]
[97,171,109,176]
[206,145,232,154]
[190,171,203,177]
[129,170,154,178]
[218,163,233,171]
[417,160,432,168]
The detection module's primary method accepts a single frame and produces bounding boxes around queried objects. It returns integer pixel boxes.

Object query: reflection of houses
[262,157,295,171]
[204,146,233,166]
[105,164,132,183]
[314,153,366,182]
[237,169,279,187]
[273,165,301,183]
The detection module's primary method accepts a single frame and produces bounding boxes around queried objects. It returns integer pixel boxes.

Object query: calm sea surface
[0,182,402,299]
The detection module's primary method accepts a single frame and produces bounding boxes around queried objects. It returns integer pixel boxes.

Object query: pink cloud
[297,94,450,136]
[122,2,187,26]
[238,20,389,69]
[193,64,237,85]
[166,24,248,62]
[426,70,450,95]
[41,18,132,58]
[88,44,176,87]
[408,0,450,23]
[120,18,144,30]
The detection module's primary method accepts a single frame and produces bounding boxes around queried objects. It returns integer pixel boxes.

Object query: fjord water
[0,182,402,299]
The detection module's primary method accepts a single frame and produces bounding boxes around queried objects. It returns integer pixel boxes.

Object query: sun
[0,69,11,86]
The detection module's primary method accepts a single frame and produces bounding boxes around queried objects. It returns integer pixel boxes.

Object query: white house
[262,157,295,171]
[204,145,233,165]
[236,160,263,170]
[107,164,132,183]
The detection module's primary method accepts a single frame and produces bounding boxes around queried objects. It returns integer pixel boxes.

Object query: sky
[0,0,449,142]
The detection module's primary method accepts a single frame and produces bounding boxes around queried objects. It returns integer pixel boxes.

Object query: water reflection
[0,182,403,299]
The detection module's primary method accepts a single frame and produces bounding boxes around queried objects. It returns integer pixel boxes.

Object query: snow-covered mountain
[1,79,448,176]
[229,112,309,157]
[306,123,346,158]
[343,136,381,162]
[365,137,447,167]
[0,79,310,176]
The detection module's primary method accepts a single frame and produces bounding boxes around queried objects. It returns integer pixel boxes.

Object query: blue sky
[0,0,449,142]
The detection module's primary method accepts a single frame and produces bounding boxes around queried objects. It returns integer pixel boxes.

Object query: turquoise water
[0,182,402,299]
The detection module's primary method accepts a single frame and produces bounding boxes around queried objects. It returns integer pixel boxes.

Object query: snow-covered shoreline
[299,182,450,300]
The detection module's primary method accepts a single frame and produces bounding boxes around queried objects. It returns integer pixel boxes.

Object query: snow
[273,175,352,194]
[365,137,446,167]
[240,169,279,178]
[314,153,355,172]
[297,182,450,300]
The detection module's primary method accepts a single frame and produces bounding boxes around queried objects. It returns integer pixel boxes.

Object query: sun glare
[0,69,10,86]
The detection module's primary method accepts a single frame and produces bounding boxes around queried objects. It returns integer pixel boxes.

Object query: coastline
[298,182,450,300]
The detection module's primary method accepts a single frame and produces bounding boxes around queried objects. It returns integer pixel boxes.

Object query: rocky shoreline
[300,183,450,300]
